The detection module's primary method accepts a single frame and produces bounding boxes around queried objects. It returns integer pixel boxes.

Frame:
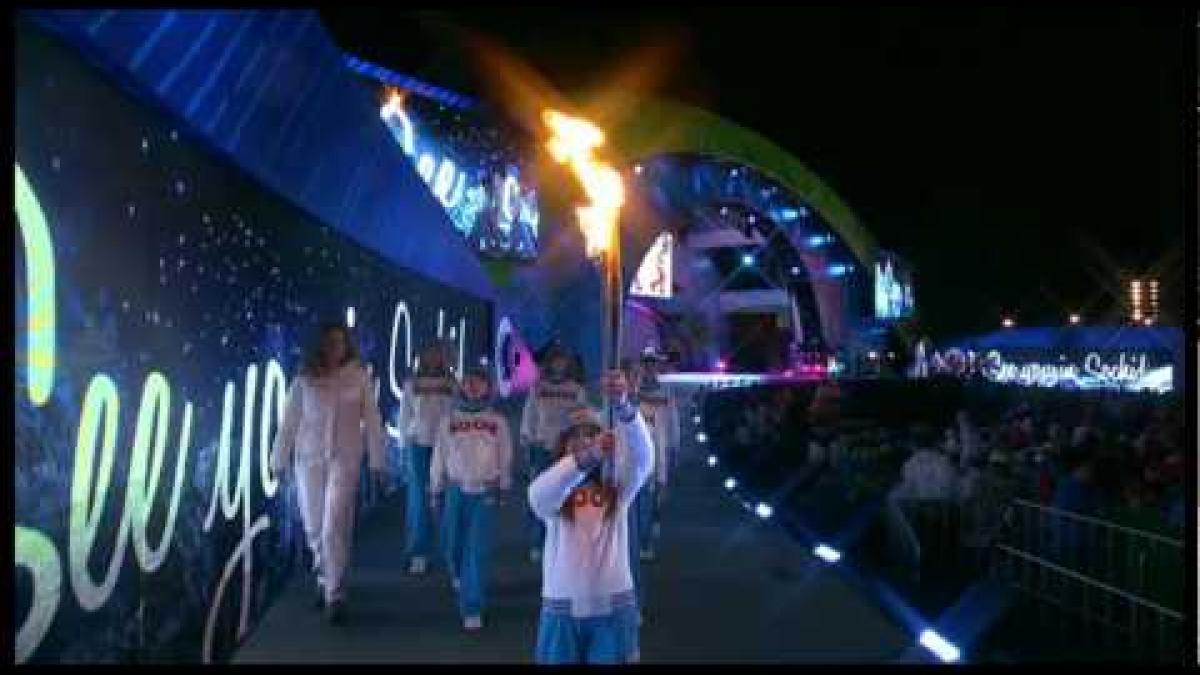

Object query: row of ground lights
[692,408,960,663]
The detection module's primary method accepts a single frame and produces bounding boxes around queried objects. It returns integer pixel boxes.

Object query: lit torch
[542,109,626,423]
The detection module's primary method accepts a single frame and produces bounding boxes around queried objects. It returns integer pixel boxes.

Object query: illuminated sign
[630,232,674,299]
[874,257,913,320]
[917,346,1174,394]
[378,91,540,260]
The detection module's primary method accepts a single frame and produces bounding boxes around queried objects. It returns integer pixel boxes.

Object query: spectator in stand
[894,426,959,502]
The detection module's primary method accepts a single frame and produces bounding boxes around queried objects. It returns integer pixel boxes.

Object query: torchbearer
[528,370,653,663]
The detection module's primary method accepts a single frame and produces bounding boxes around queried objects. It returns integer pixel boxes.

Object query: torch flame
[542,109,624,257]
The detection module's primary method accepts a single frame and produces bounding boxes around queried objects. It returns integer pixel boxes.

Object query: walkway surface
[236,433,914,663]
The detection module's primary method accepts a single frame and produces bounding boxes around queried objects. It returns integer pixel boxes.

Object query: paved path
[236,436,913,663]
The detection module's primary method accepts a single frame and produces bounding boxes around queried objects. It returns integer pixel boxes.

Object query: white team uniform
[271,362,385,603]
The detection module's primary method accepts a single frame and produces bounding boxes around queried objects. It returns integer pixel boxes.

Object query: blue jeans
[636,482,660,555]
[627,502,644,610]
[441,487,493,618]
[526,445,553,551]
[535,604,640,664]
[404,445,433,561]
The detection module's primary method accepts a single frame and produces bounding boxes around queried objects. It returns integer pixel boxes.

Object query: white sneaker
[529,548,541,562]
[408,557,427,575]
[463,615,482,631]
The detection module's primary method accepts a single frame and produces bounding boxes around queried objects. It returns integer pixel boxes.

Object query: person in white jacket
[429,366,514,631]
[529,370,653,664]
[398,343,456,576]
[631,349,679,562]
[521,343,588,562]
[271,323,387,625]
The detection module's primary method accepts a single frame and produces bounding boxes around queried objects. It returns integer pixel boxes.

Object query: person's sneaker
[463,615,483,631]
[529,548,541,562]
[326,600,346,626]
[408,556,427,576]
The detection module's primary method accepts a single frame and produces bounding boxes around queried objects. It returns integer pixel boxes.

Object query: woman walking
[271,322,387,625]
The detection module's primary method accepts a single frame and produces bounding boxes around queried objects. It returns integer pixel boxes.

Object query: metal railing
[988,498,1185,662]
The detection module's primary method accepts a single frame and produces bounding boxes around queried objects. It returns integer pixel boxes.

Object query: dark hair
[301,322,360,377]
[417,343,450,376]
[553,424,617,521]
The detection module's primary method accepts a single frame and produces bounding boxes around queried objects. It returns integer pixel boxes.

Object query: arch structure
[573,92,887,362]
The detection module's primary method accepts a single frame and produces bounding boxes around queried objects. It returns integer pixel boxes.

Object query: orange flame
[542,109,625,257]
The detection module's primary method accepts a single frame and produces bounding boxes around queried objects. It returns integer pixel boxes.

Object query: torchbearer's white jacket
[520,378,588,448]
[430,408,515,495]
[528,405,654,618]
[271,362,386,471]
[400,374,456,447]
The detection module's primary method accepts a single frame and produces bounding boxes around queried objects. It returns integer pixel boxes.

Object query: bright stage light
[697,432,709,444]
[345,306,356,328]
[813,544,842,563]
[1002,317,1015,329]
[755,503,773,519]
[741,253,755,266]
[1069,313,1081,325]
[706,454,717,467]
[693,414,702,424]
[918,629,961,663]
[724,477,737,490]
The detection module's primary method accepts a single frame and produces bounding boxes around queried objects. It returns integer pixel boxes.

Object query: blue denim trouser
[627,501,644,610]
[526,445,553,551]
[403,445,433,561]
[441,486,493,617]
[534,603,640,663]
[636,482,660,554]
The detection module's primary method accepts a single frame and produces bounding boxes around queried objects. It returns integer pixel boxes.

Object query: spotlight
[747,214,757,224]
[918,630,961,663]
[693,414,702,424]
[813,544,841,563]
[724,477,737,490]
[791,266,802,276]
[1069,313,1081,325]
[1002,317,1015,329]
[633,164,644,175]
[755,503,773,519]
[720,206,730,217]
[345,306,356,328]
[741,253,756,266]
[868,351,879,360]
[697,432,709,444]
[706,454,718,467]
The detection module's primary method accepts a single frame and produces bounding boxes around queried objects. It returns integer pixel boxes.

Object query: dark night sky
[320,7,1190,339]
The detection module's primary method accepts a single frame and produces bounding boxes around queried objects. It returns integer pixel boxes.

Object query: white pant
[295,454,362,603]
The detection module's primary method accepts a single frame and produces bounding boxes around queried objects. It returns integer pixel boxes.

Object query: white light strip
[813,544,841,563]
[919,629,961,663]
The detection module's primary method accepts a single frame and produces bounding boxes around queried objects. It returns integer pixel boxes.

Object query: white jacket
[636,385,678,487]
[520,378,588,448]
[271,362,386,471]
[400,374,456,447]
[528,407,653,617]
[430,408,514,495]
